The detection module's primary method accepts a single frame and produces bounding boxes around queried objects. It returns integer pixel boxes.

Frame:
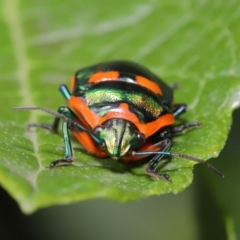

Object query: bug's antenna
[12,106,66,119]
[12,106,104,145]
[133,151,224,178]
[170,152,224,178]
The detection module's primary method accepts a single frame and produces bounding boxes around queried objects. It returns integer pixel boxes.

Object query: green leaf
[1,0,240,213]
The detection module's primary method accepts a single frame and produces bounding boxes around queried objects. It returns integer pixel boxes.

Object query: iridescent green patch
[82,81,165,122]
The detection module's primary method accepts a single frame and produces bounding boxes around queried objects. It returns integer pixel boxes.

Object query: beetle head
[94,119,145,159]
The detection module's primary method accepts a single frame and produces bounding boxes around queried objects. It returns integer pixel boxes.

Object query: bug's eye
[99,143,105,149]
[93,126,105,147]
[93,126,103,136]
[136,132,145,147]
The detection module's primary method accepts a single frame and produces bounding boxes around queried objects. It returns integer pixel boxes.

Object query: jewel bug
[13,61,224,181]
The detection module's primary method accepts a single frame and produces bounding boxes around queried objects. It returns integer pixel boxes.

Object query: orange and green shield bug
[13,61,224,181]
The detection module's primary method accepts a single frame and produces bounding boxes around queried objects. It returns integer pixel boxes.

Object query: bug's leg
[170,122,201,135]
[47,106,81,167]
[158,121,201,141]
[145,139,172,181]
[45,106,86,168]
[25,106,76,167]
[15,105,100,168]
[48,120,74,168]
[172,104,187,118]
[169,82,180,90]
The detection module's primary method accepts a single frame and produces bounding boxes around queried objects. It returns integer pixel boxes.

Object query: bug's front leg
[145,138,172,181]
[48,120,74,168]
[27,106,78,168]
[46,107,82,168]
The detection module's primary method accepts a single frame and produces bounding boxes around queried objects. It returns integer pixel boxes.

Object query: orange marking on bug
[69,98,174,139]
[70,76,76,90]
[98,103,175,138]
[141,113,174,137]
[88,71,120,83]
[135,76,162,95]
[97,103,142,129]
[72,131,107,157]
[68,96,102,128]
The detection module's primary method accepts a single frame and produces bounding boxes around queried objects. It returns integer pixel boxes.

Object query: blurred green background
[1,0,240,239]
